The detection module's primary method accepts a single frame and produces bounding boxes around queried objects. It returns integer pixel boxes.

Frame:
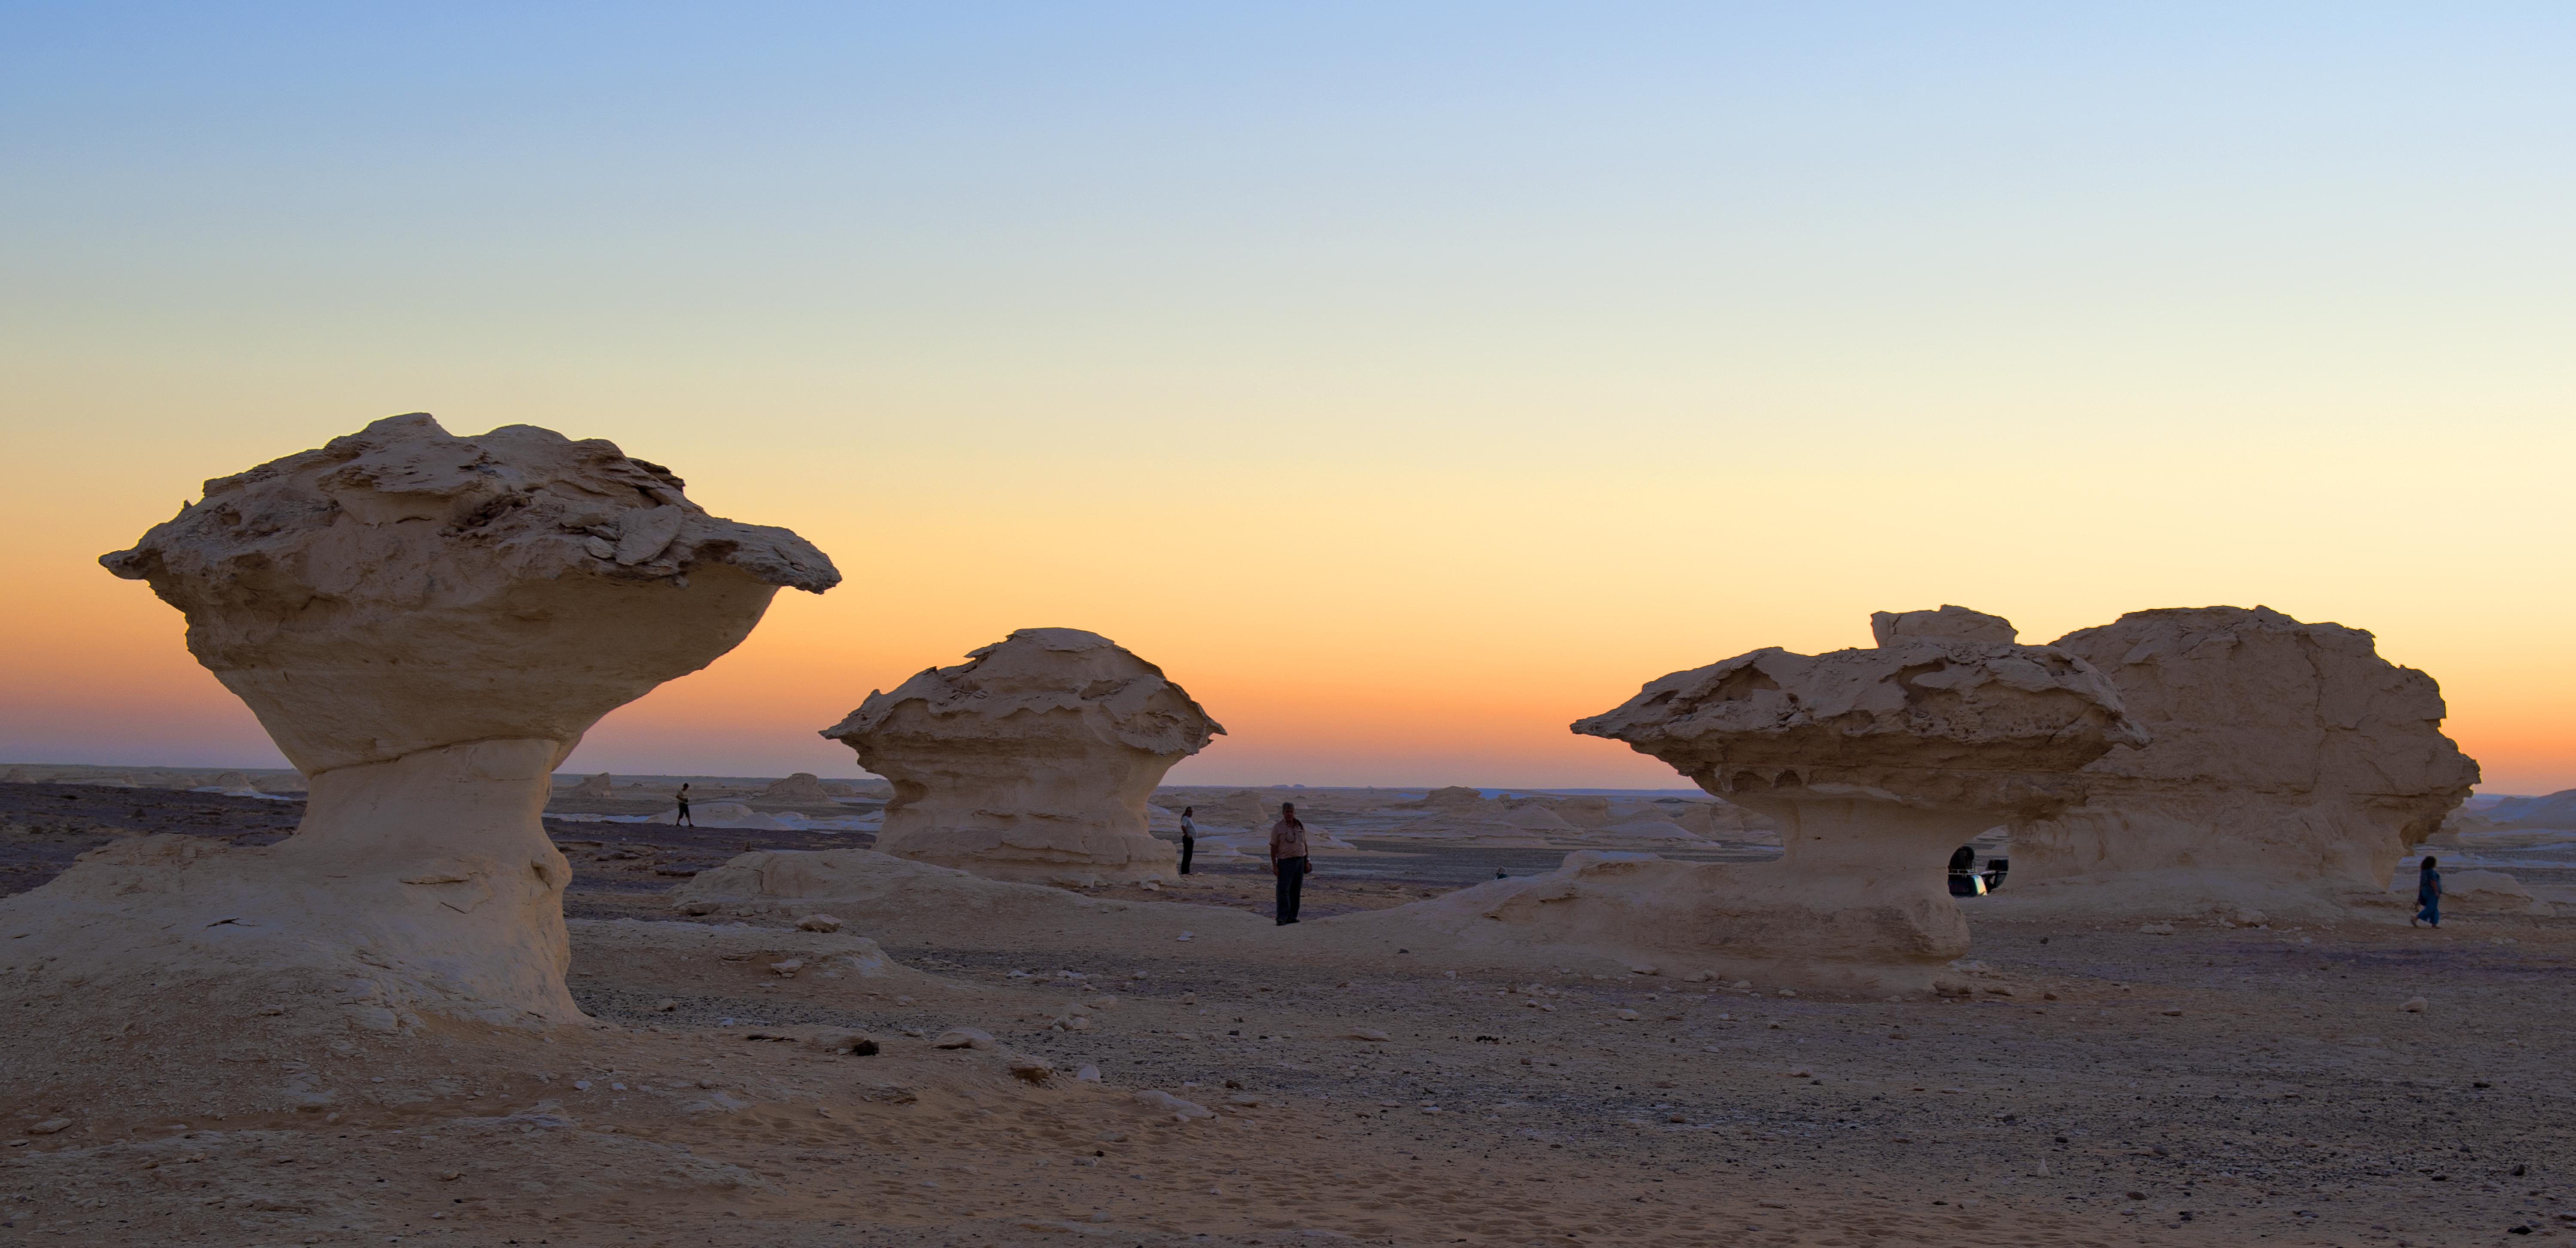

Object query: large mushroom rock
[820,629,1222,883]
[1,413,837,1032]
[1373,611,2143,993]
[2002,606,2481,916]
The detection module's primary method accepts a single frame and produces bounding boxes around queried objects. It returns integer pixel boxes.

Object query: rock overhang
[1573,626,2146,816]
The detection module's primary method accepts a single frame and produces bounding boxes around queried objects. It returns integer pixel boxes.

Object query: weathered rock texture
[1871,604,2018,646]
[1,413,836,1030]
[1390,611,2141,993]
[2004,606,2481,916]
[821,629,1221,883]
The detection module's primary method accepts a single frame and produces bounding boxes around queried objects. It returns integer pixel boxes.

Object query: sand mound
[1356,850,1961,993]
[668,848,1270,949]
[566,917,944,993]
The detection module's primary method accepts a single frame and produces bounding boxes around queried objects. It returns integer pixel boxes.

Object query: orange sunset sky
[3,7,2570,793]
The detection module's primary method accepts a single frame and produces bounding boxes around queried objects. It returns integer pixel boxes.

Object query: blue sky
[5,3,2572,788]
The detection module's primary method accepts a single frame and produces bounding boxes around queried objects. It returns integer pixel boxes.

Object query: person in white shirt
[1179,806,1196,875]
[1268,802,1312,925]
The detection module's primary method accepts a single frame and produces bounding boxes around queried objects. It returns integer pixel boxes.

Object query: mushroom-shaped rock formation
[1,413,837,1031]
[820,629,1221,883]
[1377,611,2142,993]
[2001,606,2480,917]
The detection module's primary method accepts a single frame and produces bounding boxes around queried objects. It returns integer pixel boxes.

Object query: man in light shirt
[1179,805,1196,875]
[1268,802,1311,925]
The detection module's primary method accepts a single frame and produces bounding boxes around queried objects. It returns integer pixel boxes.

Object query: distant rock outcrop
[1379,609,2142,993]
[4,413,838,1031]
[1501,802,1574,832]
[2486,789,2576,831]
[820,629,1222,883]
[1413,786,1486,810]
[2003,607,2480,916]
[756,772,837,806]
[571,772,616,799]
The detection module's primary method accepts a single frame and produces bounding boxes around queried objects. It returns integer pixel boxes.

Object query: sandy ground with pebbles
[4,781,2572,1247]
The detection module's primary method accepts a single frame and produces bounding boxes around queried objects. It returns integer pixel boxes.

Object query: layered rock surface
[2004,606,2480,916]
[2,413,837,1030]
[821,629,1221,883]
[1383,611,2142,992]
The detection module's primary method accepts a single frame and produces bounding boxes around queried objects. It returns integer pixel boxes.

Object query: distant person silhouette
[675,782,694,828]
[2412,856,2443,927]
[1269,802,1311,925]
[1179,806,1196,875]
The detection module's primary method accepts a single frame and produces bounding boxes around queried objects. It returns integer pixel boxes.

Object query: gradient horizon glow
[3,5,2570,793]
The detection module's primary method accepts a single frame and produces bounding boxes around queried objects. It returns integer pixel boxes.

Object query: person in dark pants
[1179,806,1196,875]
[1268,802,1311,925]
[2412,855,2443,927]
[675,782,694,827]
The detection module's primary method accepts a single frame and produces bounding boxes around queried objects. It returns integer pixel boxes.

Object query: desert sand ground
[4,780,2570,1247]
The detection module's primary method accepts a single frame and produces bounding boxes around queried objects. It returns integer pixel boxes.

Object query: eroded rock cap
[821,628,1223,758]
[99,413,841,772]
[1574,613,2145,812]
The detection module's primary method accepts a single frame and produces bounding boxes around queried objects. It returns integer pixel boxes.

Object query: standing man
[1268,802,1311,926]
[1179,805,1197,875]
[675,782,694,828]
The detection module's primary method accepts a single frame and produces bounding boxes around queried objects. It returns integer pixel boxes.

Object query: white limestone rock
[1395,610,2143,993]
[1869,604,2019,646]
[820,629,1221,883]
[2004,606,2480,917]
[1,413,838,1030]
